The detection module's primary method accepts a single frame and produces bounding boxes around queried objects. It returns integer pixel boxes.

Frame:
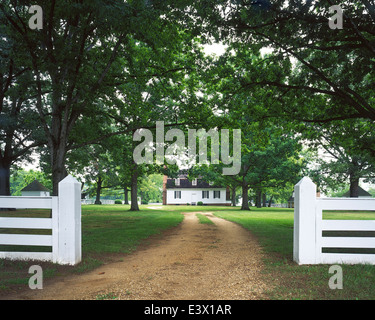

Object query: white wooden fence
[81,199,95,205]
[81,199,116,205]
[293,177,375,265]
[0,175,81,265]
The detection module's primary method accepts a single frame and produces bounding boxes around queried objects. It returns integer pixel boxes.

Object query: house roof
[21,180,50,192]
[342,186,372,197]
[166,177,224,189]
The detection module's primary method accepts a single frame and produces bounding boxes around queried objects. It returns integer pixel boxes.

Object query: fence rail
[0,175,81,265]
[0,217,53,229]
[0,196,53,209]
[293,177,375,265]
[321,220,375,231]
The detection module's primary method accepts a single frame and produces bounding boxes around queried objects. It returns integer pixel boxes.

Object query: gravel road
[6,212,270,300]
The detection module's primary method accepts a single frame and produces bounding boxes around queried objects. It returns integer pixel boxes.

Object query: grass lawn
[214,207,375,300]
[196,213,215,225]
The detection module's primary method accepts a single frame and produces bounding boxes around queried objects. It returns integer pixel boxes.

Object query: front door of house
[191,192,197,205]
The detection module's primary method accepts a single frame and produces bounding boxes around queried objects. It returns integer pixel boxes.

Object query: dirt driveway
[5,212,271,300]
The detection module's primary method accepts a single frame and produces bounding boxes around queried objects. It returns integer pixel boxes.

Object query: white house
[21,180,50,197]
[162,173,231,206]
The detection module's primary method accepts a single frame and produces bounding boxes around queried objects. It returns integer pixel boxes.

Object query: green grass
[95,292,118,300]
[196,213,215,225]
[81,205,183,254]
[214,207,375,300]
[323,210,375,220]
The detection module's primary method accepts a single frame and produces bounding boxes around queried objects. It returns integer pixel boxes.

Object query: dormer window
[192,179,197,186]
[209,181,214,186]
[175,178,180,186]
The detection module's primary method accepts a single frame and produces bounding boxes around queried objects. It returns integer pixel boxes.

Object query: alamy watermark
[28,265,43,290]
[27,4,341,31]
[328,265,343,290]
[133,121,241,175]
[329,4,343,29]
[28,5,43,30]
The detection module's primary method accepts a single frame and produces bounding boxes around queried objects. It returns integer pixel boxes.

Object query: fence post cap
[59,174,79,185]
[295,176,315,187]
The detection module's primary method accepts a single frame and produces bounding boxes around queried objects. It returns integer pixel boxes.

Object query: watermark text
[133,121,241,175]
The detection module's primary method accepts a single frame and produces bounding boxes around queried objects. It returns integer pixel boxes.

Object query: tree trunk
[262,192,266,207]
[130,165,139,211]
[268,195,273,207]
[50,139,68,196]
[231,186,236,206]
[349,174,360,198]
[241,184,250,210]
[0,161,11,196]
[124,186,129,204]
[0,160,16,211]
[95,176,102,204]
[256,190,262,208]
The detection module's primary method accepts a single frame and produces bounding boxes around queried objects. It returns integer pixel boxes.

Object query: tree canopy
[1,0,374,207]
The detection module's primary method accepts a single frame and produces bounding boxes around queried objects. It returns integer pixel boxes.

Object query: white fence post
[293,177,317,265]
[51,196,59,263]
[57,175,82,265]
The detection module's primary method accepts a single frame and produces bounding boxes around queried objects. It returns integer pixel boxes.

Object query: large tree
[1,0,198,195]
[183,0,375,173]
[1,1,129,194]
[105,28,214,210]
[301,119,375,196]
[0,9,45,195]
[239,127,304,210]
[195,0,375,122]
